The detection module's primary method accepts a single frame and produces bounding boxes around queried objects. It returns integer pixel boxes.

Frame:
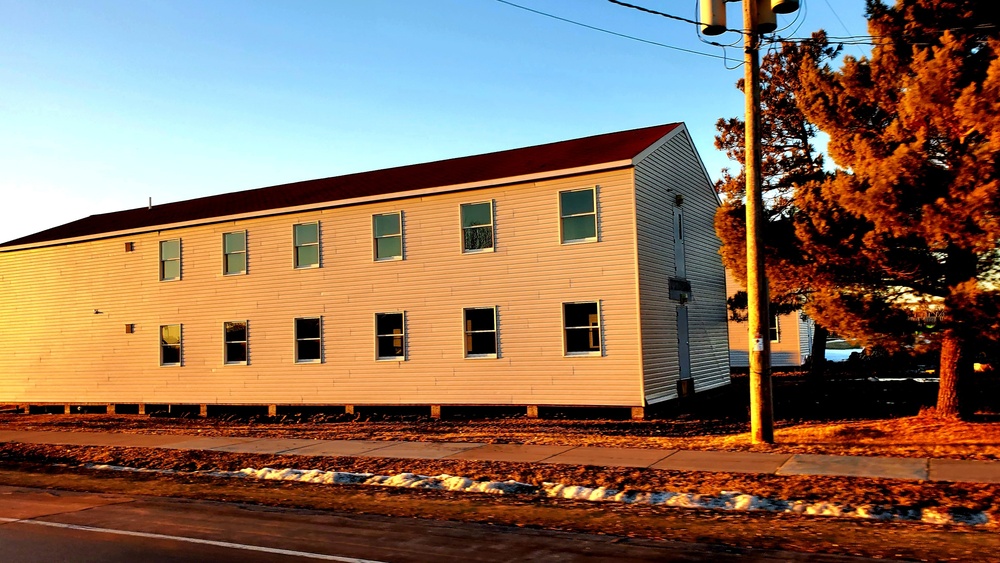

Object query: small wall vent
[125,324,136,334]
[124,242,135,252]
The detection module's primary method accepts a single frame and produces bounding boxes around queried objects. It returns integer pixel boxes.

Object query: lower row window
[376,312,406,360]
[160,324,182,366]
[158,303,603,366]
[464,307,497,357]
[563,302,602,355]
[225,321,248,364]
[295,317,323,363]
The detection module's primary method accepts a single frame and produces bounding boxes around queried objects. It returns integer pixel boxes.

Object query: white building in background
[725,269,815,368]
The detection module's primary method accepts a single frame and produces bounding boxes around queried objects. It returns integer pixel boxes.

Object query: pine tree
[795,0,1000,418]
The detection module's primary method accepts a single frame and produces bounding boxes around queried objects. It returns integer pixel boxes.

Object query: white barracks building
[0,124,729,418]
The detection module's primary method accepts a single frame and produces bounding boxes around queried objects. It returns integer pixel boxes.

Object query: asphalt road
[0,485,883,562]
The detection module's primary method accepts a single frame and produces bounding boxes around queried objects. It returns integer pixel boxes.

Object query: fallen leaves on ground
[3,413,998,459]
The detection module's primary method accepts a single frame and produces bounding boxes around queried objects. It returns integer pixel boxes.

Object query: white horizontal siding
[634,127,729,402]
[0,169,644,406]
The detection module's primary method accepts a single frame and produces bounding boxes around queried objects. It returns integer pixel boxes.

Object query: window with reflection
[376,312,406,360]
[160,324,182,365]
[464,307,497,358]
[559,188,597,243]
[461,202,494,252]
[295,317,322,363]
[159,239,181,281]
[373,213,403,260]
[223,231,247,275]
[224,321,248,364]
[293,222,320,268]
[563,302,602,355]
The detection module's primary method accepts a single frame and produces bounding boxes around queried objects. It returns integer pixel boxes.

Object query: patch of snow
[87,464,178,474]
[82,463,991,527]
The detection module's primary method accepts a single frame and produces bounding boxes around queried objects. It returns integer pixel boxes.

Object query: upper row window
[373,212,403,261]
[294,222,320,268]
[461,201,494,253]
[159,240,181,281]
[560,188,597,243]
[224,231,247,275]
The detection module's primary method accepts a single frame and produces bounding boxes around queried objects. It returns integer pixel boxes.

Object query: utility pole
[701,0,798,444]
[741,0,773,445]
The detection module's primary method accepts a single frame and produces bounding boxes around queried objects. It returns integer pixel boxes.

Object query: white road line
[0,517,388,563]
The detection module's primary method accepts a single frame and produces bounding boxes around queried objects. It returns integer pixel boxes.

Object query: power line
[608,0,992,49]
[608,0,728,30]
[779,0,808,37]
[821,0,868,57]
[493,0,732,61]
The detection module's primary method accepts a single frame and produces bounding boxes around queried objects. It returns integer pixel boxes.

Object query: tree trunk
[809,324,829,379]
[936,329,963,419]
[936,245,978,419]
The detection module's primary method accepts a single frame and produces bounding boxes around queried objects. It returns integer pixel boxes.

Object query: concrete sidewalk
[2,429,998,484]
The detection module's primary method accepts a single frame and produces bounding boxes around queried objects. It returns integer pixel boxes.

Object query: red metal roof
[2,123,680,248]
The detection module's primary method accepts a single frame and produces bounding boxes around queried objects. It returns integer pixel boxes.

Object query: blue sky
[0,0,870,243]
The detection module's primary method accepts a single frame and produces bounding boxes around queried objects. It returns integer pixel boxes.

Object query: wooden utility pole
[742,0,774,444]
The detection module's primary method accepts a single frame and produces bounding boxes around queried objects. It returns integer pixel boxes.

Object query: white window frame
[159,239,181,281]
[562,301,603,357]
[375,312,406,361]
[559,187,598,244]
[159,324,182,366]
[463,306,498,359]
[293,222,320,269]
[373,212,404,261]
[294,316,323,364]
[460,201,495,253]
[224,320,248,365]
[770,315,780,343]
[223,231,247,276]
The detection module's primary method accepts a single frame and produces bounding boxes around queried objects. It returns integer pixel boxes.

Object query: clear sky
[0,0,870,244]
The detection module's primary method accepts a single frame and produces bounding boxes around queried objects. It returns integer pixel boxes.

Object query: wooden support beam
[630,407,645,421]
[199,404,208,418]
[64,404,72,415]
[106,404,116,415]
[345,405,355,415]
[430,405,442,419]
[526,405,539,418]
[268,404,277,417]
[138,404,146,415]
